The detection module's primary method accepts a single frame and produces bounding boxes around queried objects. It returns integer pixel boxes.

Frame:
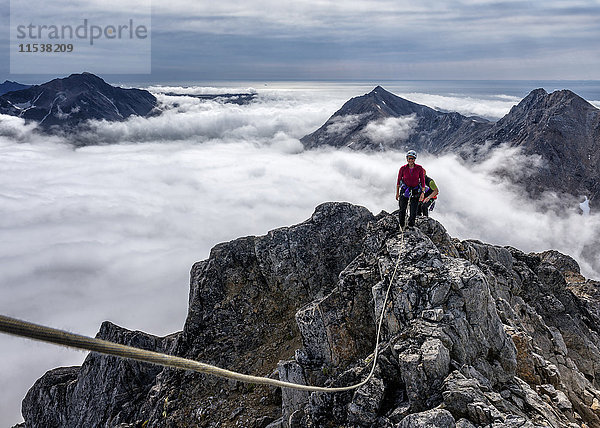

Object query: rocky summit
[19,202,600,428]
[0,72,157,131]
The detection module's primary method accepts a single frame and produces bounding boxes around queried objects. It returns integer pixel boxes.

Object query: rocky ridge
[162,92,257,105]
[19,202,600,427]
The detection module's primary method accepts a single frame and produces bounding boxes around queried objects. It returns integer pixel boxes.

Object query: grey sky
[1,0,599,82]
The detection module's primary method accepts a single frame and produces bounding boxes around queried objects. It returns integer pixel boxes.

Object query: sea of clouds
[0,84,598,426]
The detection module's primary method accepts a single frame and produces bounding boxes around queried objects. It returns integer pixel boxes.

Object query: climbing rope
[0,230,406,393]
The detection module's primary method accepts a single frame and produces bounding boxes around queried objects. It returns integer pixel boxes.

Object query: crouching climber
[396,150,425,229]
[418,171,439,217]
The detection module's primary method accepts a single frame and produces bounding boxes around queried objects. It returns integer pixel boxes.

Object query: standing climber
[418,171,439,217]
[396,150,425,229]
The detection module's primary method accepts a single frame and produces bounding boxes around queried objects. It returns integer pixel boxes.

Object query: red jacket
[397,164,425,188]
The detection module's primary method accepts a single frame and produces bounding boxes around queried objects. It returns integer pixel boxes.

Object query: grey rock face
[20,203,600,428]
[21,366,79,428]
[22,322,177,428]
[278,360,310,424]
[137,202,376,426]
[279,214,600,427]
[398,408,456,427]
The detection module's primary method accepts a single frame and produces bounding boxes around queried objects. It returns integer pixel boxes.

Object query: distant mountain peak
[517,88,597,113]
[367,85,401,102]
[548,89,598,110]
[301,86,482,152]
[67,71,105,82]
[43,72,111,92]
[301,86,600,202]
[530,87,548,96]
[0,72,156,131]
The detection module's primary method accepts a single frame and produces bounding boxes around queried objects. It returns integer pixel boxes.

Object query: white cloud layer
[0,86,598,426]
[324,113,367,137]
[146,85,258,95]
[361,115,417,144]
[399,93,521,120]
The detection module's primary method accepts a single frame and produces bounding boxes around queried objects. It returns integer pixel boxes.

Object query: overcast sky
[1,0,600,82]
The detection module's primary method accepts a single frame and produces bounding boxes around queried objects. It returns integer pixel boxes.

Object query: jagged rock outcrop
[0,72,157,131]
[20,202,600,428]
[269,213,600,428]
[136,202,376,426]
[22,322,177,428]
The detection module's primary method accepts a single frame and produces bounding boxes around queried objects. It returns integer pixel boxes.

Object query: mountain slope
[302,86,600,203]
[18,202,600,428]
[477,88,600,200]
[0,80,31,96]
[300,86,490,152]
[0,73,157,130]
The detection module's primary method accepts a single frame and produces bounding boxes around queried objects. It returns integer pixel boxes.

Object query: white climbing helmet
[406,150,417,159]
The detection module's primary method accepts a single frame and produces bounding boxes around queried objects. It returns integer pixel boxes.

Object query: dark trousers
[418,200,433,217]
[399,192,420,227]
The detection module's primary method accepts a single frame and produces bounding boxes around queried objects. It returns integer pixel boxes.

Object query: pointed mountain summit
[337,85,436,118]
[479,88,600,200]
[485,88,600,146]
[301,86,489,152]
[0,72,157,130]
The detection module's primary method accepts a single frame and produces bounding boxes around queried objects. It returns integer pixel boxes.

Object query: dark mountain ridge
[0,80,31,96]
[302,86,600,204]
[163,91,257,105]
[16,202,600,428]
[301,86,488,152]
[0,72,157,130]
[479,88,600,200]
